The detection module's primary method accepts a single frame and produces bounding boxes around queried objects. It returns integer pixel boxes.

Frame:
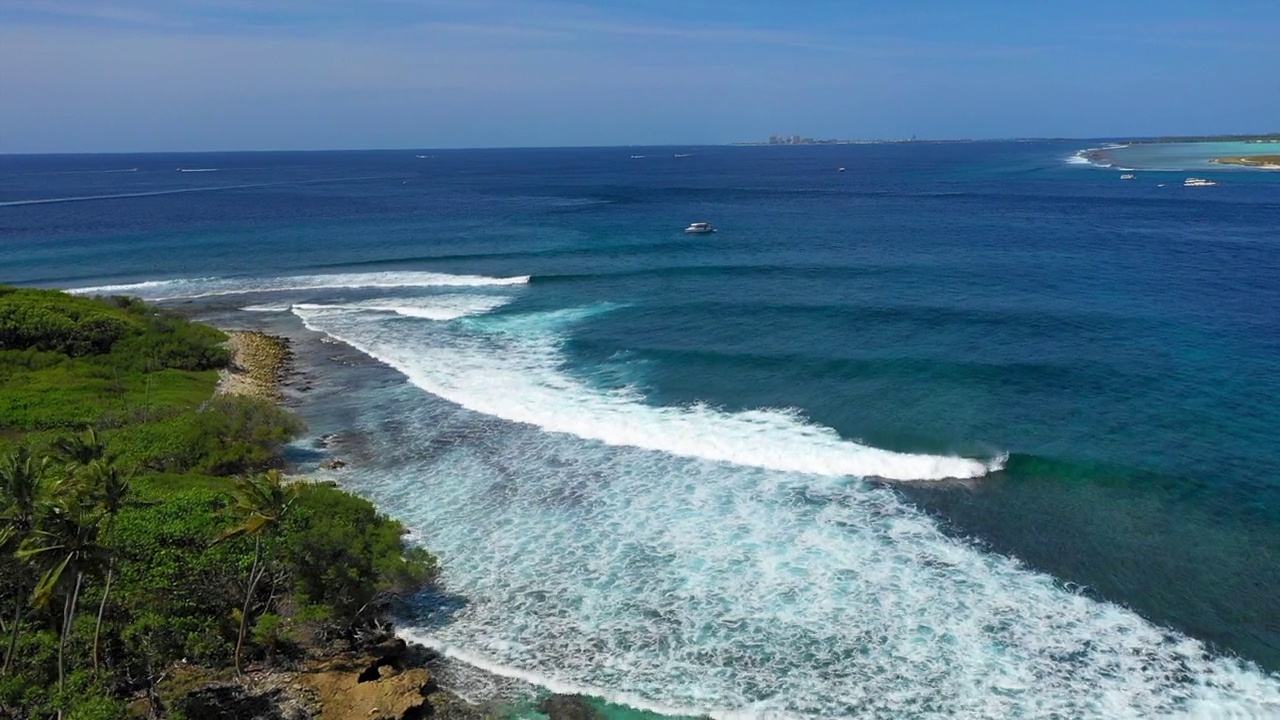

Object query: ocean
[3,142,1279,718]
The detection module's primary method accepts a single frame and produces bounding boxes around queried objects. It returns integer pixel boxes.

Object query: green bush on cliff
[0,287,141,356]
[108,396,303,475]
[283,483,439,639]
[0,289,438,720]
[0,287,228,434]
[0,286,227,368]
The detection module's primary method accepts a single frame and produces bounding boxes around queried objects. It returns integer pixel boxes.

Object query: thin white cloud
[0,0,195,26]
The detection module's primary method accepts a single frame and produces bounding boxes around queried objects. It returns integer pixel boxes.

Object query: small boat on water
[1184,177,1219,187]
[1120,173,1135,180]
[684,222,716,234]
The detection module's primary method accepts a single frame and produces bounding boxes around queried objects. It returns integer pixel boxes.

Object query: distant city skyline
[2,1,1279,153]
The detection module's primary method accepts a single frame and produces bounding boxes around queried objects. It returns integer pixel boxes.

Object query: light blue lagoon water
[1078,140,1280,172]
[3,143,1280,718]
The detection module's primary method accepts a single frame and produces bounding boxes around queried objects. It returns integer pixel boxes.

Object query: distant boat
[1120,173,1135,180]
[838,167,846,172]
[1184,177,1219,187]
[684,222,716,234]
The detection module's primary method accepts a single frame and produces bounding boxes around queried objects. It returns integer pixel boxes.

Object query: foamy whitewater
[69,271,531,300]
[94,271,1280,718]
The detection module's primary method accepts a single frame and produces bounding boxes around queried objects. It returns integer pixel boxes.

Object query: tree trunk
[92,562,114,669]
[2,595,23,675]
[235,535,262,675]
[58,572,84,720]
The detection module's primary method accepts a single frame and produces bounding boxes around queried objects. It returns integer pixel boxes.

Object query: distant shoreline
[1112,134,1280,146]
[1210,155,1280,169]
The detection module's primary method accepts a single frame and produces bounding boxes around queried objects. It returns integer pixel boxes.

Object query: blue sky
[1,0,1277,152]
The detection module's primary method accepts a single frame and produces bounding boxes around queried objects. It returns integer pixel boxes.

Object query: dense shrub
[109,315,229,372]
[185,396,305,475]
[0,288,142,357]
[282,483,438,638]
[0,290,438,718]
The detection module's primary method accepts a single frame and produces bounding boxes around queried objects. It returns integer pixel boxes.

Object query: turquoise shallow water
[1080,140,1280,171]
[3,142,1280,717]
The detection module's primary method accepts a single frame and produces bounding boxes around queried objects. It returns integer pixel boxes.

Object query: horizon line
[2,132,1278,157]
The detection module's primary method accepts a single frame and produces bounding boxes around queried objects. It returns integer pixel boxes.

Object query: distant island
[1211,154,1280,169]
[732,132,1280,147]
[1117,132,1280,145]
[731,134,933,146]
[732,134,862,146]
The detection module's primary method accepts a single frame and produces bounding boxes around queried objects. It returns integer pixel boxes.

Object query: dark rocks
[539,694,606,720]
[171,684,306,720]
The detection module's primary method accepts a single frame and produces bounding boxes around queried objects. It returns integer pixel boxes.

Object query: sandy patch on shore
[216,330,291,401]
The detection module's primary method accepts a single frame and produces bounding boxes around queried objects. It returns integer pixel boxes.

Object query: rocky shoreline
[201,326,640,720]
[161,636,503,720]
[216,330,293,401]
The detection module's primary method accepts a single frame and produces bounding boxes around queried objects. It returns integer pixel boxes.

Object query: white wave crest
[240,304,292,313]
[400,633,738,719]
[294,295,513,322]
[292,303,999,481]
[67,271,530,300]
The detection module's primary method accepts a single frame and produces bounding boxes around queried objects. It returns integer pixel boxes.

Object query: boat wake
[1,176,393,207]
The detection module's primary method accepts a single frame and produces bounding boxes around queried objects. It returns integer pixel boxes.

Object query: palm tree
[50,428,108,474]
[0,449,49,676]
[218,470,297,675]
[17,499,108,719]
[80,459,137,670]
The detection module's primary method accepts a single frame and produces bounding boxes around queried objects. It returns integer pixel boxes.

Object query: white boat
[684,222,716,234]
[1120,173,1135,180]
[1184,177,1219,187]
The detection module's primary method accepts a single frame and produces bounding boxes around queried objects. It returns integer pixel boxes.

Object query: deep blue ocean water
[3,143,1280,718]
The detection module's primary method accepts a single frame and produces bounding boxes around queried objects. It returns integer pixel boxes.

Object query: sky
[1,0,1278,152]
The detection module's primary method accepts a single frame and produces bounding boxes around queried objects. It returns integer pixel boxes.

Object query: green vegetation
[1212,154,1280,167]
[0,288,437,719]
[1130,132,1280,144]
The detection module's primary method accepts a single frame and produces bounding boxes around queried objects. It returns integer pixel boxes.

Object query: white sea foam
[282,295,1280,717]
[292,303,1000,481]
[294,295,513,322]
[240,303,293,313]
[1066,145,1125,169]
[342,397,1280,719]
[400,633,733,719]
[68,271,530,300]
[177,167,219,172]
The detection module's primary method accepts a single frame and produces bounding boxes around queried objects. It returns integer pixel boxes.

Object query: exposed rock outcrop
[216,330,292,401]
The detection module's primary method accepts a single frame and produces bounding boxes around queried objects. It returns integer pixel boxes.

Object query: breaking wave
[291,302,1000,481]
[67,271,531,300]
